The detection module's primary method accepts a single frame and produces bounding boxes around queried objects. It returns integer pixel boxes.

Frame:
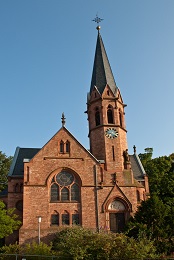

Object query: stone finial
[133,145,136,154]
[61,113,66,127]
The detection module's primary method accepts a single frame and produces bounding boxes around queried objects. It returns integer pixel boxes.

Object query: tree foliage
[0,241,54,260]
[0,201,21,239]
[0,151,12,192]
[126,148,174,255]
[53,226,157,259]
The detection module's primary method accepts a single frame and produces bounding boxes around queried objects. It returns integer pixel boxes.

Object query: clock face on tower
[105,128,118,139]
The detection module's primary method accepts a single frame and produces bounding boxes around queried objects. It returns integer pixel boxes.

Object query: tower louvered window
[107,105,114,124]
[95,107,100,126]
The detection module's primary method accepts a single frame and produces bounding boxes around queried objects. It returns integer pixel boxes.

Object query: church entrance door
[109,213,125,233]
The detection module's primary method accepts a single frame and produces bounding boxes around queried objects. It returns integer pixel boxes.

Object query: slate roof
[8,147,40,177]
[90,31,117,96]
[130,153,146,181]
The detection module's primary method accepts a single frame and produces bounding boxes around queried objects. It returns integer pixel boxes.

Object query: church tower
[87,26,128,173]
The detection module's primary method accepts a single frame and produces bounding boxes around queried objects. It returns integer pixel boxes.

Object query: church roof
[90,30,117,96]
[8,147,40,177]
[130,153,146,181]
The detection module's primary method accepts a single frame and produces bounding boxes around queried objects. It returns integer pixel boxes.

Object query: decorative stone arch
[105,197,131,233]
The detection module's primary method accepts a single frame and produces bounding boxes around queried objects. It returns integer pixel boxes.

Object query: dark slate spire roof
[90,30,117,96]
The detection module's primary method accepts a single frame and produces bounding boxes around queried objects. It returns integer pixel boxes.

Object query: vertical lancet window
[107,105,114,124]
[95,107,100,126]
[60,140,64,153]
[61,187,69,201]
[71,183,79,201]
[66,141,70,153]
[51,184,59,201]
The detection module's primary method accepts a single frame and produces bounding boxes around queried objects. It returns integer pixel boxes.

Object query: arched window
[61,187,69,201]
[60,140,64,153]
[51,184,59,201]
[66,141,70,153]
[95,107,100,126]
[119,109,123,127]
[51,213,59,225]
[50,170,80,202]
[72,210,80,225]
[71,183,79,201]
[136,190,140,202]
[107,105,114,124]
[62,211,69,225]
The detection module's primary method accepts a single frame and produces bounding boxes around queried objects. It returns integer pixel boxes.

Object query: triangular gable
[28,126,99,164]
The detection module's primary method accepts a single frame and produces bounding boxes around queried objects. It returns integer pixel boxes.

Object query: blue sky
[0,0,174,158]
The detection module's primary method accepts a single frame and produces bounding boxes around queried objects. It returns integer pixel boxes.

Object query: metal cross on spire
[92,14,103,31]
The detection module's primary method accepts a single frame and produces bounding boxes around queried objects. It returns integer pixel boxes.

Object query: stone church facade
[2,26,149,244]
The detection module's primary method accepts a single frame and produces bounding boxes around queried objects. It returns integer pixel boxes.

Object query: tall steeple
[90,28,117,97]
[87,25,128,172]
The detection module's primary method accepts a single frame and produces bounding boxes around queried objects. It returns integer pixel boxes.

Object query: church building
[4,24,149,244]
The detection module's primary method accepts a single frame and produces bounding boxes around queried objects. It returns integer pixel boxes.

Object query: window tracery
[50,170,80,202]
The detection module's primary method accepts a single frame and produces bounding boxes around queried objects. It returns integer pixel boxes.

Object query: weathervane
[92,14,103,30]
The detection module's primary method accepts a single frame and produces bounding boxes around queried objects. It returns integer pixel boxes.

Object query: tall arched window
[66,140,70,153]
[60,140,64,153]
[50,170,80,202]
[61,187,69,201]
[71,183,79,201]
[95,107,100,126]
[51,183,59,201]
[107,105,114,124]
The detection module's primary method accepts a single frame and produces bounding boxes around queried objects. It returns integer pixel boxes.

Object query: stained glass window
[51,184,59,201]
[61,187,69,201]
[51,214,59,225]
[71,183,79,201]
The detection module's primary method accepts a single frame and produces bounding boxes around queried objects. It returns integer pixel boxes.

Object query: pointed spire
[90,30,117,96]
